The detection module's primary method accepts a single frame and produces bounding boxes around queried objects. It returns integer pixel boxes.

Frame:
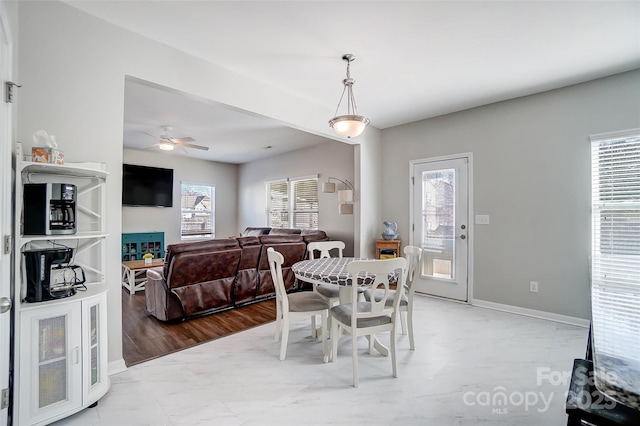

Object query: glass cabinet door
[83,293,109,403]
[19,304,82,425]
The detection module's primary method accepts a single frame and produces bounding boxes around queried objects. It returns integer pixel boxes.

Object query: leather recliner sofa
[145,228,328,321]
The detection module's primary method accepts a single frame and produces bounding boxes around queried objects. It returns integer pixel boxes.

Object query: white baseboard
[108,359,128,376]
[471,298,591,328]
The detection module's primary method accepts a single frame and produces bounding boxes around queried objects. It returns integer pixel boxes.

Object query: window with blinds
[266,180,289,229]
[181,183,215,239]
[266,176,318,229]
[590,129,640,402]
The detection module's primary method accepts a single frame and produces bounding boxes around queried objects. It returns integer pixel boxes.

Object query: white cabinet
[18,292,108,425]
[13,143,110,425]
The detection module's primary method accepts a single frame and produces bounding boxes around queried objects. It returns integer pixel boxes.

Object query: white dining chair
[330,257,407,387]
[363,245,421,350]
[307,240,345,303]
[267,247,329,362]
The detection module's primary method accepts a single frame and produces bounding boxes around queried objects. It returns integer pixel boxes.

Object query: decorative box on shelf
[31,146,64,165]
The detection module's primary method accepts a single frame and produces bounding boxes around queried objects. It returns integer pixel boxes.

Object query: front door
[411,155,470,302]
[0,7,13,426]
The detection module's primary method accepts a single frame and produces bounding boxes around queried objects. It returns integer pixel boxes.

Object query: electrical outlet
[475,215,490,225]
[530,281,539,293]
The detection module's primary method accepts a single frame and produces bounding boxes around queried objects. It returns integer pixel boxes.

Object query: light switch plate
[475,214,490,225]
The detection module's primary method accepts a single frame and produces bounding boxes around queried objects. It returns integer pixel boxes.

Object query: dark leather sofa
[145,228,328,321]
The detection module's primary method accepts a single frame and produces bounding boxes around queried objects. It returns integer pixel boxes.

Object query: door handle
[0,297,11,314]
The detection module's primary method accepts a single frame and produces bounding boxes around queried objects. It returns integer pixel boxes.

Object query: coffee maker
[23,247,85,302]
[23,183,77,235]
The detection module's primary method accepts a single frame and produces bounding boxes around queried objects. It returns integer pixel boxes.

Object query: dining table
[291,256,399,357]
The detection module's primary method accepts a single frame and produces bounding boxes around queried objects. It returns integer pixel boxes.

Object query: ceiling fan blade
[144,132,161,139]
[179,142,209,151]
[144,143,160,149]
[170,137,195,143]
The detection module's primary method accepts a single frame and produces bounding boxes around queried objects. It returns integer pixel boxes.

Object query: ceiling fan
[144,125,209,151]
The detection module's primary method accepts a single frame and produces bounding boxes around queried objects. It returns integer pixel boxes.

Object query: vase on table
[381,221,398,240]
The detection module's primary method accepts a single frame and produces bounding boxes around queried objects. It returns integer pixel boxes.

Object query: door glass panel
[38,316,68,408]
[421,168,455,280]
[90,304,99,386]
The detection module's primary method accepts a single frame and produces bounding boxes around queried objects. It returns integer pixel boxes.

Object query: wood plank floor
[122,288,276,366]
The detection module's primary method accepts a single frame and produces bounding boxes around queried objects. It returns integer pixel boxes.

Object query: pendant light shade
[329,115,369,139]
[329,54,370,139]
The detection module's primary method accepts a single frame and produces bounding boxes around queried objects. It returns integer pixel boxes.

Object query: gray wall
[239,141,356,255]
[382,69,640,320]
[122,149,239,245]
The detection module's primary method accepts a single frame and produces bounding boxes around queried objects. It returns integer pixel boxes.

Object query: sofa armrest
[146,269,183,321]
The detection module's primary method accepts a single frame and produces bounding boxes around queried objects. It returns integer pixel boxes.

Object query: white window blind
[266,176,318,230]
[591,130,640,402]
[292,177,318,229]
[266,180,289,229]
[181,183,215,239]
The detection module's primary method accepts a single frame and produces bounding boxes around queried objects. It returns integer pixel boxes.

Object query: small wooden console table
[122,258,164,295]
[375,239,401,259]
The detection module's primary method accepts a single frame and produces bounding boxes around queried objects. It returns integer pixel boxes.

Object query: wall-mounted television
[122,164,174,207]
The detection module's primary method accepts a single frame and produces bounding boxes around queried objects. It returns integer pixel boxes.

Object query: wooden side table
[375,239,401,259]
[121,258,164,295]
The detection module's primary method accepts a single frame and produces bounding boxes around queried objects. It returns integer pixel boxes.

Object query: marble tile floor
[53,296,588,425]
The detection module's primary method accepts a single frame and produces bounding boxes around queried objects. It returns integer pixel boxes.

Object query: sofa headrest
[259,234,304,244]
[301,230,328,243]
[241,227,271,236]
[268,228,301,235]
[166,239,240,255]
[236,236,261,247]
[164,239,240,276]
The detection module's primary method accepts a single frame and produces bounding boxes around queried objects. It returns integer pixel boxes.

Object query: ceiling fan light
[159,142,175,151]
[329,115,369,139]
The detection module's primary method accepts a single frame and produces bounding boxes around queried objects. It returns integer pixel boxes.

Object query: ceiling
[65,1,640,164]
[123,79,336,164]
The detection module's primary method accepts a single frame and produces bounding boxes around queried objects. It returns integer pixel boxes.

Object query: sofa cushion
[168,248,242,316]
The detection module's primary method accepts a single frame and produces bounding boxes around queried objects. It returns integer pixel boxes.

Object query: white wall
[381,69,640,320]
[15,1,369,370]
[239,141,356,255]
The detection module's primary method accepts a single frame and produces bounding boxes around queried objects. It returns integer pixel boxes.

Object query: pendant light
[329,54,370,139]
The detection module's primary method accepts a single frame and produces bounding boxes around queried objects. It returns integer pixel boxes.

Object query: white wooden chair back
[267,247,288,312]
[346,257,407,319]
[403,245,422,294]
[307,241,345,259]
